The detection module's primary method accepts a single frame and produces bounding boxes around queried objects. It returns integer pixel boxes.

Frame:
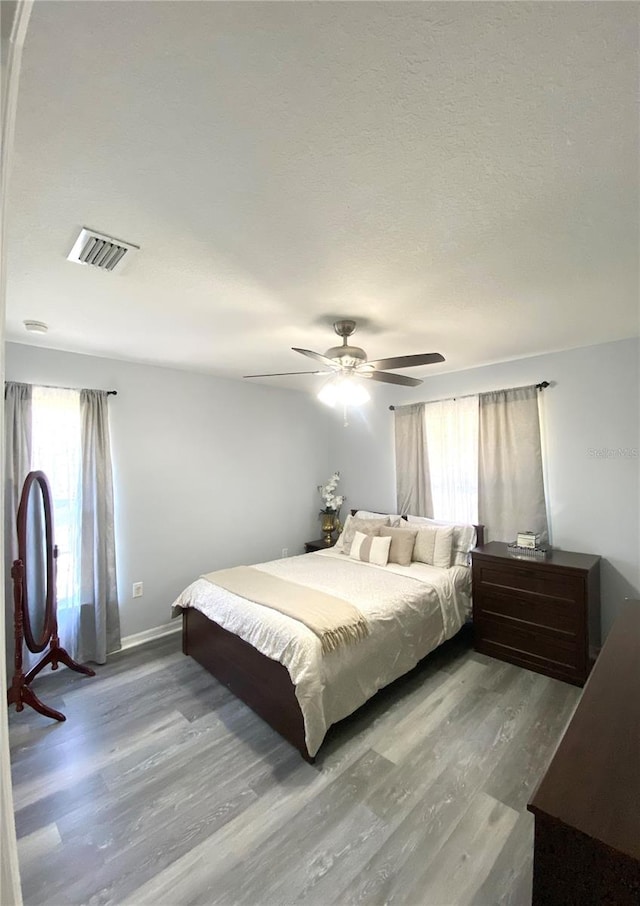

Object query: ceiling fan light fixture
[344,378,371,406]
[317,374,370,408]
[317,381,338,408]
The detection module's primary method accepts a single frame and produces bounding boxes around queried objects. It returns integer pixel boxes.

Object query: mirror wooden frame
[7,470,95,721]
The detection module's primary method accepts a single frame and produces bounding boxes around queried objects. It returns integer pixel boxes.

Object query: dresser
[471,542,600,686]
[527,601,640,905]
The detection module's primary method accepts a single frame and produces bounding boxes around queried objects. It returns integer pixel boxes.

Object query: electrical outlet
[281,548,288,558]
[132,582,143,598]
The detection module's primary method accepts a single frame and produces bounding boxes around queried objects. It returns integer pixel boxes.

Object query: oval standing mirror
[18,471,55,652]
[8,470,95,722]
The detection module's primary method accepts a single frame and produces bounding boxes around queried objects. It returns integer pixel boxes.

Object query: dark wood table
[304,538,334,553]
[527,600,640,905]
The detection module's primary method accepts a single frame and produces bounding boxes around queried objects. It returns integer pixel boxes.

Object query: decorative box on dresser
[471,542,600,686]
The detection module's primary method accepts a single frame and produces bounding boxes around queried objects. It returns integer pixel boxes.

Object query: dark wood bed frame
[182,515,485,762]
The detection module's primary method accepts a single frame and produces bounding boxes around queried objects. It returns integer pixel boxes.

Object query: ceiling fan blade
[364,371,423,387]
[243,370,329,378]
[366,352,445,370]
[292,347,339,368]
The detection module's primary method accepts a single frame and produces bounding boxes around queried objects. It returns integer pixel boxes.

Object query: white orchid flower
[318,472,345,514]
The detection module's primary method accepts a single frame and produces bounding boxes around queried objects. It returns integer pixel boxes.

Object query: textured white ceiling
[6,1,639,391]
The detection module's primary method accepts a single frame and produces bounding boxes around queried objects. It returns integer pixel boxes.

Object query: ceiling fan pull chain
[343,402,349,428]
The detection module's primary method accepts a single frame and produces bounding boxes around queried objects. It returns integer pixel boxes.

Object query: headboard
[350,508,485,549]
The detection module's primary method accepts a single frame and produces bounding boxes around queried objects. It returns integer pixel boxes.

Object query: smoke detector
[24,320,48,334]
[67,228,139,273]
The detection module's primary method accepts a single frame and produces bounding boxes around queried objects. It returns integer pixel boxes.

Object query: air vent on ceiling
[67,228,139,273]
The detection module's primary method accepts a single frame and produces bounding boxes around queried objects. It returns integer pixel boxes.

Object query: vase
[320,512,336,545]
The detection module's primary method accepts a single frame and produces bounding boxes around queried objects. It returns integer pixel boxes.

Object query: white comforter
[172,548,471,756]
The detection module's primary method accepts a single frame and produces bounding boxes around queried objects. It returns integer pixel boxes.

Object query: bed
[174,514,484,762]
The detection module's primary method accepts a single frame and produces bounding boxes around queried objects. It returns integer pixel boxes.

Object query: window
[6,380,120,664]
[30,387,82,612]
[394,383,548,543]
[423,395,479,523]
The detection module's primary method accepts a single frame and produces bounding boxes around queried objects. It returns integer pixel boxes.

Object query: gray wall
[6,343,330,638]
[7,337,639,642]
[327,337,640,639]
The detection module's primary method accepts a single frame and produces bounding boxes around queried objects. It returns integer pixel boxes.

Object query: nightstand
[471,542,600,686]
[304,538,334,553]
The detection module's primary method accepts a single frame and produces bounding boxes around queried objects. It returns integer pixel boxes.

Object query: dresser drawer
[476,562,583,603]
[475,588,580,636]
[475,615,584,680]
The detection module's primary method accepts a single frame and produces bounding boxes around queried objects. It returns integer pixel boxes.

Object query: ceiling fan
[243,319,445,390]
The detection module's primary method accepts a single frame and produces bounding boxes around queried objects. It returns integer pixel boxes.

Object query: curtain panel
[478,385,549,543]
[4,383,32,562]
[80,390,121,663]
[4,383,32,677]
[394,404,433,517]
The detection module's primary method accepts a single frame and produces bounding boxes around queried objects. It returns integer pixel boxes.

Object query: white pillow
[350,531,392,567]
[335,513,390,552]
[355,510,403,528]
[412,525,436,565]
[412,524,454,569]
[333,514,352,551]
[406,515,477,566]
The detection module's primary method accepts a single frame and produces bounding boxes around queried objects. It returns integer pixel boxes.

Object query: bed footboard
[182,608,314,763]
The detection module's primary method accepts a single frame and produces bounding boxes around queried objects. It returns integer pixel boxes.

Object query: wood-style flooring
[8,627,580,906]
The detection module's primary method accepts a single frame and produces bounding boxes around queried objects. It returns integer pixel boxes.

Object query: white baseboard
[120,620,181,651]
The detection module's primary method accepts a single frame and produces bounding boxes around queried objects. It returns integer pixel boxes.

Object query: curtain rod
[388,381,550,411]
[6,381,117,396]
